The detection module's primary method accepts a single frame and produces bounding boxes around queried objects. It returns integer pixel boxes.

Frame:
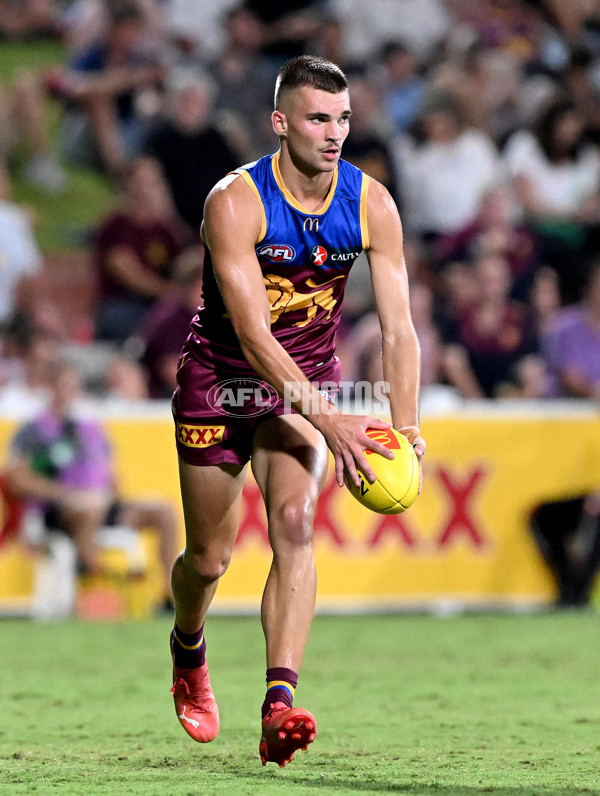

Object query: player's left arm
[365,178,426,460]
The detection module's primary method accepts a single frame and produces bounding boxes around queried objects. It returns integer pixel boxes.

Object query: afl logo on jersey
[311,246,328,265]
[257,243,296,262]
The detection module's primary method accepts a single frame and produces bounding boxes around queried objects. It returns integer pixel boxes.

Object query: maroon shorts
[172,351,341,467]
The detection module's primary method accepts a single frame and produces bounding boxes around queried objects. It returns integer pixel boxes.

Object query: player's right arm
[202,175,393,487]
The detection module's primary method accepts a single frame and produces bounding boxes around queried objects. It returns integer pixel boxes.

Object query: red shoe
[171,662,220,743]
[259,702,317,767]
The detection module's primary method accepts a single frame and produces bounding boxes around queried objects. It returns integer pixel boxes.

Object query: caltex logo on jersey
[257,243,296,262]
[311,246,328,265]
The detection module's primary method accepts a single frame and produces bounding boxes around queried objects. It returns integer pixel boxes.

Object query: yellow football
[345,427,420,514]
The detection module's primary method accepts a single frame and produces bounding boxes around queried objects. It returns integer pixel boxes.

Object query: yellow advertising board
[1,407,600,612]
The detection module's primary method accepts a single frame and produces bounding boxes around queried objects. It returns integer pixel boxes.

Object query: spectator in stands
[0,0,59,41]
[530,492,600,607]
[135,246,204,398]
[430,40,522,143]
[394,91,501,238]
[442,252,535,397]
[542,259,600,399]
[161,0,240,62]
[208,5,276,161]
[4,360,178,605]
[503,98,600,302]
[376,40,427,137]
[0,71,66,192]
[93,155,194,342]
[0,165,44,324]
[529,264,562,341]
[330,0,451,68]
[246,0,325,64]
[52,3,164,175]
[446,0,546,66]
[341,75,398,199]
[434,185,539,299]
[144,67,239,232]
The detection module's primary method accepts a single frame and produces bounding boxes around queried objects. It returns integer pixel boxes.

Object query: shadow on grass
[218,762,599,796]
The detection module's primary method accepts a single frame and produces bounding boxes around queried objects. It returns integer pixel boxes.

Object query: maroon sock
[171,624,206,669]
[261,667,298,718]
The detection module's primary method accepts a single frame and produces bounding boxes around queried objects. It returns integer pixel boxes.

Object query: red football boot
[171,662,220,743]
[259,702,317,767]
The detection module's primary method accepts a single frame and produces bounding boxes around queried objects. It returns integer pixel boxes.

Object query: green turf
[1,613,600,795]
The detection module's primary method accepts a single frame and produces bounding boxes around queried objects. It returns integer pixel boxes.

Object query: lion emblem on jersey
[264,273,345,327]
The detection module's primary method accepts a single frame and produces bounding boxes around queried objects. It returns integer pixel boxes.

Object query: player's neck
[276,148,335,213]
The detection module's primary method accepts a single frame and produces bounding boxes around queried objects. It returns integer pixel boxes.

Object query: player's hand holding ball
[345,427,423,514]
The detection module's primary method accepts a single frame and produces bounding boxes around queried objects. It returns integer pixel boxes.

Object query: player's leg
[251,413,329,766]
[170,458,246,742]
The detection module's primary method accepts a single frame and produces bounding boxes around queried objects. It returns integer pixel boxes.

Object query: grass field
[1,612,600,796]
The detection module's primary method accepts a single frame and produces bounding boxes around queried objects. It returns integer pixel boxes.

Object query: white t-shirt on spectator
[0,201,43,323]
[394,129,501,234]
[328,0,450,63]
[503,129,600,216]
[163,0,241,60]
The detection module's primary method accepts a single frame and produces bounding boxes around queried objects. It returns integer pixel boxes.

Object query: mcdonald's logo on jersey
[303,217,319,233]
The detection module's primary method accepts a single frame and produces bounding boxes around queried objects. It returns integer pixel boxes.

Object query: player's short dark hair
[274,55,348,109]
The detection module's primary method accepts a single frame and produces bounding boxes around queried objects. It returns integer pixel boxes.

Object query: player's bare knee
[184,548,231,585]
[269,500,315,549]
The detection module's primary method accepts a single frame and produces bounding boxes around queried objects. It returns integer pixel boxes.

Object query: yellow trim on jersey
[360,173,370,250]
[272,151,338,216]
[239,170,267,243]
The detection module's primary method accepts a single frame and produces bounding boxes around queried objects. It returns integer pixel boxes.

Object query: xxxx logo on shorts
[177,424,225,448]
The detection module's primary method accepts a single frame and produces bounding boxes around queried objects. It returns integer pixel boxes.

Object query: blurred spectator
[503,98,600,302]
[144,67,238,232]
[3,361,178,604]
[246,0,325,63]
[0,71,66,192]
[330,0,451,67]
[0,165,44,324]
[530,492,600,607]
[542,259,600,399]
[375,40,427,137]
[0,0,59,41]
[342,281,442,390]
[529,264,562,339]
[559,46,600,142]
[92,155,194,342]
[104,354,149,402]
[341,76,397,199]
[60,0,164,57]
[0,317,61,416]
[537,0,600,42]
[497,353,552,399]
[51,3,164,175]
[442,253,535,397]
[446,0,545,65]
[430,41,522,142]
[409,281,443,387]
[135,246,204,398]
[395,92,501,238]
[208,6,276,161]
[434,185,539,299]
[161,0,240,62]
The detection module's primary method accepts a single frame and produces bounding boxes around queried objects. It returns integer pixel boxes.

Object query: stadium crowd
[2,0,600,409]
